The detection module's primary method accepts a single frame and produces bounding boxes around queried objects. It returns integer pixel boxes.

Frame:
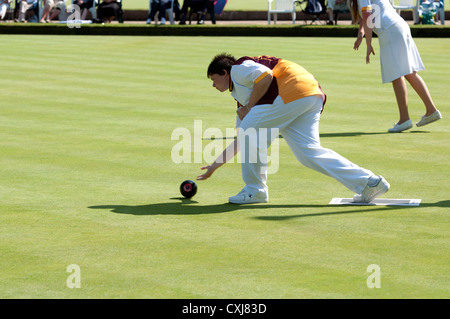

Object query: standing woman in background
[350,0,442,133]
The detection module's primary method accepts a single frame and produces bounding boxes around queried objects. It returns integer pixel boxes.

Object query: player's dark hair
[207,53,236,77]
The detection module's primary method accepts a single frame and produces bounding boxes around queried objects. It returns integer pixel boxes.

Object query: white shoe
[229,189,268,204]
[388,120,413,133]
[146,18,152,24]
[416,110,442,127]
[353,176,390,203]
[160,18,166,25]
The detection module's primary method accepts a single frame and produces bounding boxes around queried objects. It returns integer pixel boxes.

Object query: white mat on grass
[58,20,93,24]
[329,198,421,206]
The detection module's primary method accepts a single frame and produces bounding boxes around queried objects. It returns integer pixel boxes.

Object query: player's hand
[353,37,363,50]
[366,44,375,64]
[197,165,215,180]
[237,105,250,120]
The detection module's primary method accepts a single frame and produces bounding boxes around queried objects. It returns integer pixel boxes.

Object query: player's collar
[228,76,233,91]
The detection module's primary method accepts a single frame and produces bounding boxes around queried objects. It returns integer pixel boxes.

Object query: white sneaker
[229,189,268,204]
[353,176,390,203]
[160,18,166,25]
[388,120,413,133]
[416,110,442,127]
[146,18,152,24]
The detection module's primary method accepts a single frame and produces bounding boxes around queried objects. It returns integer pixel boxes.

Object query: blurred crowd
[0,0,445,25]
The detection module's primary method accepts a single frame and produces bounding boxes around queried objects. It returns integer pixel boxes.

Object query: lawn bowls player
[197,53,390,204]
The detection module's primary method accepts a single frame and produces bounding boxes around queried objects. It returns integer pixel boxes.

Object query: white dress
[358,0,425,83]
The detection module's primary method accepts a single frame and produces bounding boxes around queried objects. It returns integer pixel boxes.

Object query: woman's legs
[391,72,440,130]
[404,71,437,117]
[392,76,410,125]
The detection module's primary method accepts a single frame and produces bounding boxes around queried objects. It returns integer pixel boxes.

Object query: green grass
[0,35,449,299]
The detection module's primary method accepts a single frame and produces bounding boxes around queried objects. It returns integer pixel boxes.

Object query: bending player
[197,53,390,204]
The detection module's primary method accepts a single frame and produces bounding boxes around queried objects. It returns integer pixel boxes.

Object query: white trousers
[238,95,374,197]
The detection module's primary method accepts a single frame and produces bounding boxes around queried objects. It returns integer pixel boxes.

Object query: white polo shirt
[230,59,271,108]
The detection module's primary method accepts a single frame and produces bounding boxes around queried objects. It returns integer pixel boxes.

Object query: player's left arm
[361,10,375,64]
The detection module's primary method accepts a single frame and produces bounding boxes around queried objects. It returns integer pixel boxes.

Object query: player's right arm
[197,138,239,180]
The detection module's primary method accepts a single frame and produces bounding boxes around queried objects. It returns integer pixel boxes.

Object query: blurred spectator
[205,0,216,24]
[147,0,171,24]
[74,0,94,20]
[39,0,68,22]
[179,0,202,24]
[15,0,37,22]
[95,0,121,23]
[326,0,349,25]
[418,0,436,24]
[179,0,215,24]
[0,0,11,21]
[432,0,444,24]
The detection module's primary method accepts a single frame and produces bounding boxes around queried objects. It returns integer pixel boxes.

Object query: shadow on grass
[202,131,430,141]
[88,199,448,218]
[319,130,429,138]
[254,200,449,221]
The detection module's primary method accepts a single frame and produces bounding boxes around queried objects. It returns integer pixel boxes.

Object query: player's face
[210,72,230,92]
